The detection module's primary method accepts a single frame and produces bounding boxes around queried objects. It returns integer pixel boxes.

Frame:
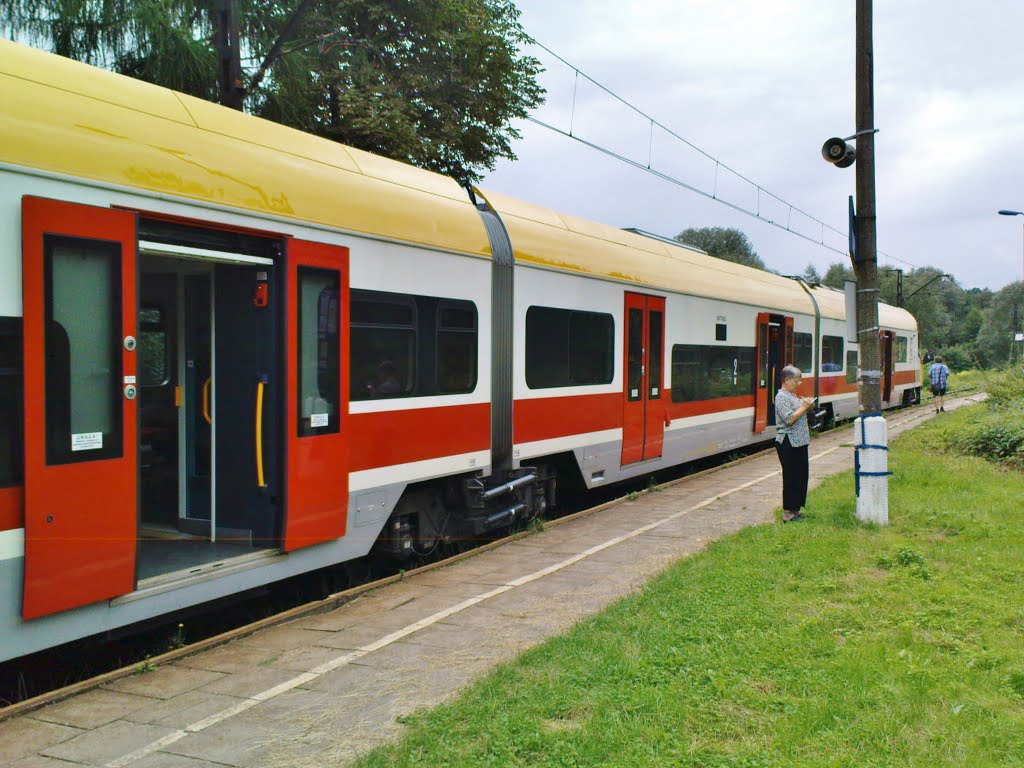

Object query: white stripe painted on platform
[103,445,841,767]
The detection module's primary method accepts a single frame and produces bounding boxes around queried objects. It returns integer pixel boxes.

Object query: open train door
[21,197,138,619]
[283,239,350,551]
[880,330,894,404]
[753,312,795,433]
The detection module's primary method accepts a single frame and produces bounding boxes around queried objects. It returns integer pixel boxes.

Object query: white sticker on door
[310,413,329,428]
[71,432,103,451]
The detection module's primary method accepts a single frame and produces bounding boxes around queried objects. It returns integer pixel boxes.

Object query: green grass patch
[354,408,1024,768]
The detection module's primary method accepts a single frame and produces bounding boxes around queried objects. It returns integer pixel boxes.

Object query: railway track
[0,396,976,721]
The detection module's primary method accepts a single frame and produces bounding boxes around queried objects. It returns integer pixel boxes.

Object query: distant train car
[0,41,920,662]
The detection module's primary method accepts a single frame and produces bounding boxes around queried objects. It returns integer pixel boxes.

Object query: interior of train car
[135,219,284,581]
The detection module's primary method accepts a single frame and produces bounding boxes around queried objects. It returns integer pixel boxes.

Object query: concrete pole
[853,0,888,525]
[855,0,881,415]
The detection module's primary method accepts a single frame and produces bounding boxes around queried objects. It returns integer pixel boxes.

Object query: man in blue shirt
[928,355,950,413]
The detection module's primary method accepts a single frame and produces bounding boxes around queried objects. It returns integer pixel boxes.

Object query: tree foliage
[0,0,545,182]
[674,227,767,271]
[819,257,1011,369]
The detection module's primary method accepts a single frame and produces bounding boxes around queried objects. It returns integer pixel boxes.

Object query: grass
[354,403,1024,768]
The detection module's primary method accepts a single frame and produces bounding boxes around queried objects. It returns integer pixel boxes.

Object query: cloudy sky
[484,0,1024,291]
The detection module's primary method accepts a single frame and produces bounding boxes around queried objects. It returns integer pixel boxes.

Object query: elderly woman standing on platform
[774,365,816,523]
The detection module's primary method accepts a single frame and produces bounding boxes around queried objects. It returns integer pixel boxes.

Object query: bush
[982,368,1024,407]
[939,344,979,372]
[962,423,1024,464]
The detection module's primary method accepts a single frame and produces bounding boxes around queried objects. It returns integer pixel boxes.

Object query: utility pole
[895,269,903,307]
[214,0,245,111]
[854,0,881,416]
[814,0,890,523]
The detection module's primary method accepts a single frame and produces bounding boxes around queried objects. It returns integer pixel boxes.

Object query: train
[0,40,920,662]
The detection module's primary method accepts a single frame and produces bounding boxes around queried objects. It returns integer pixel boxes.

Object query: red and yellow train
[0,41,920,661]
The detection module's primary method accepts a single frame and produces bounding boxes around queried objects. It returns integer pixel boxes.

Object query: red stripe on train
[514,393,621,444]
[0,487,22,533]
[349,402,491,472]
[666,394,754,421]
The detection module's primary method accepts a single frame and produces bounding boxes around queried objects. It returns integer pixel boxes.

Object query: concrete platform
[0,398,979,767]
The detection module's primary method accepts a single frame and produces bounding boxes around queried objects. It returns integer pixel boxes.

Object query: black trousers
[775,436,809,512]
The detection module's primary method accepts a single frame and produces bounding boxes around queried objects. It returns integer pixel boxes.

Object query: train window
[526,306,614,389]
[671,344,755,402]
[0,318,23,488]
[351,291,416,401]
[820,335,844,372]
[895,336,908,363]
[715,323,727,341]
[298,268,340,436]
[794,332,812,372]
[139,306,169,387]
[437,300,478,394]
[846,350,859,384]
[44,236,123,465]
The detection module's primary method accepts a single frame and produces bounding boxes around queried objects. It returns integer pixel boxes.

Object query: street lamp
[997,209,1024,284]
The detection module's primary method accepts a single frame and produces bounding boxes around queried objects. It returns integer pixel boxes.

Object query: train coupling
[463,466,555,535]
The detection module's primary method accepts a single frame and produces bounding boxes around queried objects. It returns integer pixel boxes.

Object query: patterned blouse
[774,389,810,447]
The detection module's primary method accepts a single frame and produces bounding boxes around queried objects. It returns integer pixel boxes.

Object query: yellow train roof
[480,189,915,330]
[0,40,915,333]
[0,40,490,258]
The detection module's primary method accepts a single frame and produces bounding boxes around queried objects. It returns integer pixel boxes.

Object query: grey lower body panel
[572,414,775,489]
[0,482,405,663]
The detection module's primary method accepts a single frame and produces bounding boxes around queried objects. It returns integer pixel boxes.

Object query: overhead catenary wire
[525,39,925,273]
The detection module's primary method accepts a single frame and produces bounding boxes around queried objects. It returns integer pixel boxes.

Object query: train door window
[526,306,614,389]
[715,322,727,341]
[139,306,169,387]
[820,335,844,373]
[895,336,908,363]
[437,300,477,394]
[298,268,340,435]
[846,350,859,384]
[794,332,812,372]
[0,318,23,487]
[625,307,643,399]
[351,291,416,400]
[44,236,123,465]
[648,310,663,396]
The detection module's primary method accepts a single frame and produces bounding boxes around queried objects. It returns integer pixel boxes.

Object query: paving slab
[0,718,82,764]
[40,719,178,764]
[132,753,236,768]
[104,666,226,700]
[123,690,248,729]
[175,643,281,675]
[30,688,154,730]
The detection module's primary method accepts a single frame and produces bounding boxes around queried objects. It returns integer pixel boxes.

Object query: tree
[0,0,544,182]
[802,263,822,284]
[976,282,1024,366]
[674,227,767,271]
[822,262,853,289]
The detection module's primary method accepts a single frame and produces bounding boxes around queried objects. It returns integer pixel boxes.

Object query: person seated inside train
[367,360,403,398]
[820,362,842,372]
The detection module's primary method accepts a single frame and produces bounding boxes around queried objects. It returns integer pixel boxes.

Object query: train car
[0,41,920,662]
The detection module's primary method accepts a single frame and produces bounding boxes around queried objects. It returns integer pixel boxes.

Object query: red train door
[754,312,795,433]
[621,292,665,465]
[754,313,771,433]
[880,330,894,403]
[21,197,138,619]
[284,239,350,551]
